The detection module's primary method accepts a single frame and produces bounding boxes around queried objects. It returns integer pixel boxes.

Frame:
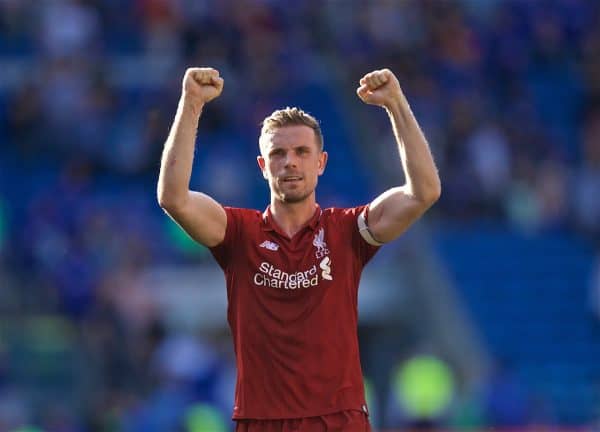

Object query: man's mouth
[282,176,302,182]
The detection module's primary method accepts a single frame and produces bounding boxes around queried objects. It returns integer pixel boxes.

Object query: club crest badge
[313,228,330,259]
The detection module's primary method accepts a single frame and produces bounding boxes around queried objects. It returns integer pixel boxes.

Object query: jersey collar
[261,204,322,234]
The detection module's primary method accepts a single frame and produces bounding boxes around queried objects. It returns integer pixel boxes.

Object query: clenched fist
[182,67,224,106]
[356,69,402,108]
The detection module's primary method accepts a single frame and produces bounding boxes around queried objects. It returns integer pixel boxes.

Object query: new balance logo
[259,240,279,251]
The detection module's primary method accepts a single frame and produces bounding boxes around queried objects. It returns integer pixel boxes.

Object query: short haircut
[260,107,324,151]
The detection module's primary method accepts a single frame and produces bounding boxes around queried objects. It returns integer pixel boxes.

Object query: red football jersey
[209,204,380,419]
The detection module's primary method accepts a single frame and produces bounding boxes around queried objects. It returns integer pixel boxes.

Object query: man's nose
[284,152,298,168]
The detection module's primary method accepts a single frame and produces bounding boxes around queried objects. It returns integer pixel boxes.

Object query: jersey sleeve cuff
[357,208,384,246]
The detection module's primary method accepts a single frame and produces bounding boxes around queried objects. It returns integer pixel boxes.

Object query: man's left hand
[356,69,402,108]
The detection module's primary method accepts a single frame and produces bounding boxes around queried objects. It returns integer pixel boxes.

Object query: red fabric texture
[235,409,371,432]
[210,204,380,419]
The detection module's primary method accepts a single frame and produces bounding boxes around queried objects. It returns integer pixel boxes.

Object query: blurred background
[1,0,600,431]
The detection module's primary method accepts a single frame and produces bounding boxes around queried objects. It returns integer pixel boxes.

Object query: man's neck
[270,197,318,238]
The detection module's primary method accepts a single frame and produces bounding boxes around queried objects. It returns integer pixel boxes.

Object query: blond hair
[260,107,323,151]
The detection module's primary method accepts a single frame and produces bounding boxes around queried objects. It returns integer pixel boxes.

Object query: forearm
[385,93,441,203]
[157,96,203,208]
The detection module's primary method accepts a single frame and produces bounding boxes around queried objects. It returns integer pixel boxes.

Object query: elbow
[158,197,183,214]
[157,187,184,213]
[429,180,442,204]
[418,179,441,208]
[157,195,172,211]
[156,186,168,209]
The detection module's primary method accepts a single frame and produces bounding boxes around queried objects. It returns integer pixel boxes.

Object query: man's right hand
[182,67,224,107]
[158,67,227,247]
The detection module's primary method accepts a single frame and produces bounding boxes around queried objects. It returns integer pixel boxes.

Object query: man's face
[257,125,328,204]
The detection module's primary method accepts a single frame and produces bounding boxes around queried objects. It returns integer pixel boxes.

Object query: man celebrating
[158,67,440,432]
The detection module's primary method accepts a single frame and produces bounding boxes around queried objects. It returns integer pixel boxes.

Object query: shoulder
[323,205,383,247]
[224,207,263,219]
[210,207,261,256]
[222,207,263,232]
[322,205,368,221]
[321,205,368,233]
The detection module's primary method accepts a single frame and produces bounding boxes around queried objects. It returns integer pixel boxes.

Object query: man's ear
[257,155,268,180]
[318,151,328,175]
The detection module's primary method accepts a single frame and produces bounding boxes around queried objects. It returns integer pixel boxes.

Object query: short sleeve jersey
[209,204,380,419]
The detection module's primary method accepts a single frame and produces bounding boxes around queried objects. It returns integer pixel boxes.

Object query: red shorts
[235,410,371,432]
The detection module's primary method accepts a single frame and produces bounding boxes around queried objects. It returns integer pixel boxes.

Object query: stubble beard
[279,189,312,204]
[272,181,315,204]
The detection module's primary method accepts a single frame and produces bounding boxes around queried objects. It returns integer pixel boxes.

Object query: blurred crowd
[0,0,600,430]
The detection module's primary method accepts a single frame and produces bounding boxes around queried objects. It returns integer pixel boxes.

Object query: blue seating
[435,226,598,424]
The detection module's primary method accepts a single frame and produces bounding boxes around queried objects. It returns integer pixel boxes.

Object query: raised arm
[356,69,441,243]
[157,68,227,247]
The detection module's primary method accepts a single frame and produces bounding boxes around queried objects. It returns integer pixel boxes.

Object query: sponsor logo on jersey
[319,256,332,280]
[259,240,279,251]
[253,258,333,290]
